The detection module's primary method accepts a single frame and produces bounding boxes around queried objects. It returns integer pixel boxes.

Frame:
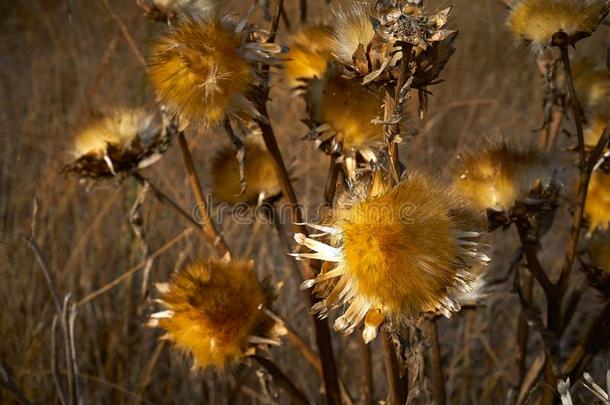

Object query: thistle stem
[515,272,533,386]
[382,331,407,405]
[176,132,232,259]
[425,318,446,405]
[250,355,310,405]
[358,336,374,405]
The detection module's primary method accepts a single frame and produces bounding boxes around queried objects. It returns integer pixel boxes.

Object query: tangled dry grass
[1,0,610,404]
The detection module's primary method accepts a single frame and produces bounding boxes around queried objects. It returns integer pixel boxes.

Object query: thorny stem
[358,336,374,405]
[177,132,232,258]
[253,2,342,403]
[382,332,407,405]
[250,355,310,405]
[425,318,446,405]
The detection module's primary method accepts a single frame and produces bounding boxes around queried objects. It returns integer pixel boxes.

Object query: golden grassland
[1,0,609,403]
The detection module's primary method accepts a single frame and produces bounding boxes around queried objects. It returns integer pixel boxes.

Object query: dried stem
[425,318,446,405]
[177,132,232,258]
[382,332,407,405]
[299,0,307,23]
[358,337,374,405]
[515,272,534,386]
[250,355,310,405]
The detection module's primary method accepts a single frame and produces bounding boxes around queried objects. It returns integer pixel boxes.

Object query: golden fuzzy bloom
[454,144,554,211]
[294,172,488,343]
[149,259,280,369]
[284,25,333,89]
[585,170,610,233]
[507,0,608,49]
[573,60,610,113]
[211,139,280,205]
[73,109,155,157]
[330,1,375,66]
[148,18,253,127]
[588,231,610,273]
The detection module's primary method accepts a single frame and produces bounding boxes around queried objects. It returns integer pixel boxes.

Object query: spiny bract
[148,17,253,128]
[284,25,333,89]
[149,259,281,369]
[73,109,155,157]
[454,144,554,211]
[507,0,609,50]
[585,170,610,234]
[211,138,281,205]
[293,172,488,343]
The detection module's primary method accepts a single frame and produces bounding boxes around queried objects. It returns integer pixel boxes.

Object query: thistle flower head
[454,144,555,212]
[149,259,284,369]
[65,108,170,179]
[211,137,281,205]
[584,114,610,147]
[507,0,609,51]
[293,171,488,343]
[573,59,610,113]
[585,170,610,233]
[330,1,456,86]
[306,66,384,177]
[284,25,333,90]
[148,16,282,128]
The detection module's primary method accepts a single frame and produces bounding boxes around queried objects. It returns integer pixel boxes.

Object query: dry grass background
[1,0,609,403]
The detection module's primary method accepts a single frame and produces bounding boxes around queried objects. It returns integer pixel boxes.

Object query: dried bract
[293,171,488,343]
[63,108,172,179]
[149,259,285,370]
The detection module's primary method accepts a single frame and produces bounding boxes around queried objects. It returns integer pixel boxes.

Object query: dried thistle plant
[148,14,283,129]
[293,170,489,343]
[304,64,385,178]
[453,143,558,212]
[137,0,218,21]
[148,259,285,370]
[63,108,172,179]
[211,136,281,205]
[507,0,609,51]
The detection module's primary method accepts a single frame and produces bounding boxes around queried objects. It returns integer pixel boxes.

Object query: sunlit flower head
[453,144,555,212]
[507,0,609,51]
[584,114,610,148]
[306,65,384,178]
[329,1,375,68]
[211,137,281,205]
[585,170,610,233]
[293,171,489,343]
[148,259,284,370]
[284,25,333,90]
[149,16,282,128]
[65,108,169,179]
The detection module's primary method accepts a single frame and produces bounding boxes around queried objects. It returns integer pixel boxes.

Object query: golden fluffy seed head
[295,172,487,342]
[330,1,375,66]
[573,60,610,113]
[211,139,280,205]
[507,0,608,49]
[585,170,610,233]
[336,174,476,317]
[148,18,252,127]
[284,25,333,89]
[151,259,274,369]
[313,72,384,151]
[454,144,554,211]
[73,109,154,157]
[588,231,610,273]
[584,114,610,147]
